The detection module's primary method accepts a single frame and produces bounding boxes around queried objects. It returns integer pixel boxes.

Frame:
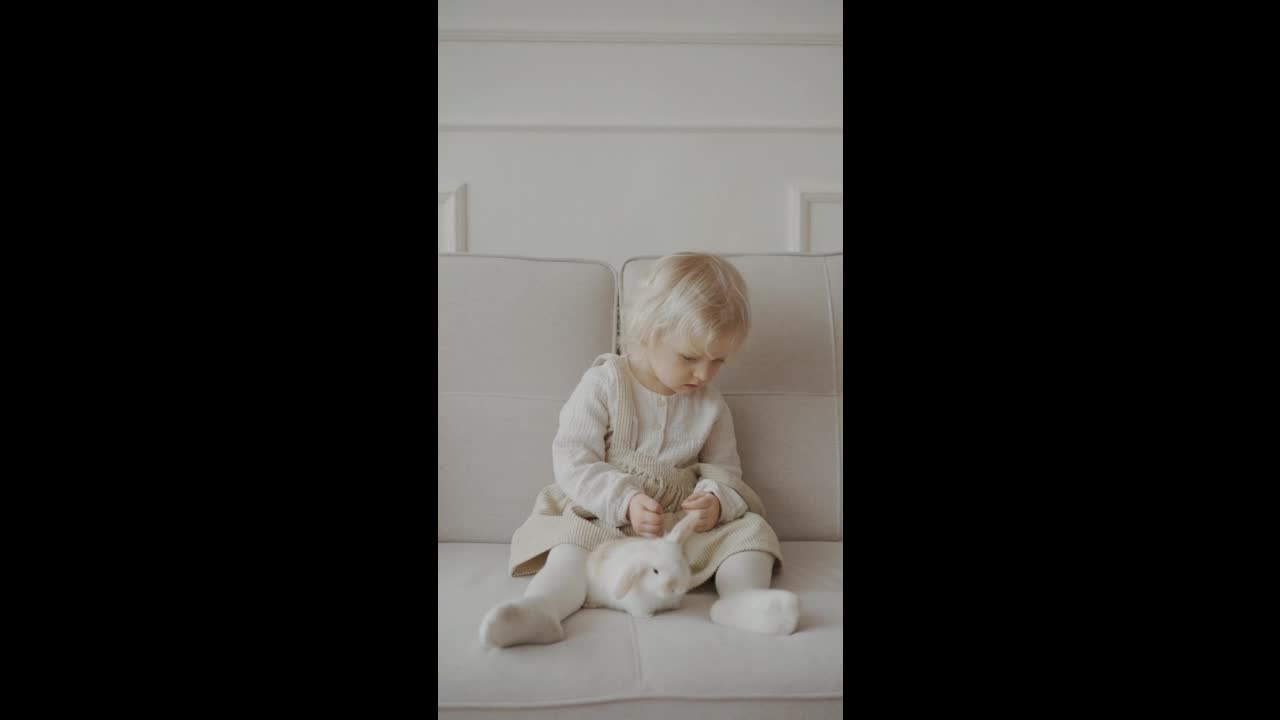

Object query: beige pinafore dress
[508,354,782,588]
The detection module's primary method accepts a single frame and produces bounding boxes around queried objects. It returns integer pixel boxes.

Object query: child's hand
[627,493,664,537]
[681,492,721,532]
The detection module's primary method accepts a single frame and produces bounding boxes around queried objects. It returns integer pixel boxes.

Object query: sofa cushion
[621,254,844,541]
[438,543,641,706]
[438,254,617,542]
[438,541,843,719]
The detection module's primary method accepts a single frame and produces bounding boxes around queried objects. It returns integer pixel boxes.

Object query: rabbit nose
[664,579,677,594]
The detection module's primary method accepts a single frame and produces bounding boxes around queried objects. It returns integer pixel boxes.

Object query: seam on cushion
[439,693,844,709]
[615,263,623,354]
[822,259,841,541]
[628,615,646,693]
[609,262,619,353]
[439,391,559,401]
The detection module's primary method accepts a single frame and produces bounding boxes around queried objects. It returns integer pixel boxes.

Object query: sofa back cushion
[438,254,617,542]
[621,253,843,541]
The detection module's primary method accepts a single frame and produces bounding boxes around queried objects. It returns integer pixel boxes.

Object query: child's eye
[680,355,696,362]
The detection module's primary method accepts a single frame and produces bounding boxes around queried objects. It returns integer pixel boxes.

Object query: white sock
[711,552,799,635]
[710,589,800,635]
[478,544,588,648]
[478,600,565,647]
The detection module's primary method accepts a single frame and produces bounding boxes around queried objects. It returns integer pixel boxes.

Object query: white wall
[438,0,843,269]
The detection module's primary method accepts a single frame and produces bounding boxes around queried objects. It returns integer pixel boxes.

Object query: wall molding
[438,182,468,253]
[789,185,843,253]
[438,123,842,134]
[438,29,842,46]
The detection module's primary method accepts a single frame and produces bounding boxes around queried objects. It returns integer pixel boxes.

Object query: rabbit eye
[652,568,659,574]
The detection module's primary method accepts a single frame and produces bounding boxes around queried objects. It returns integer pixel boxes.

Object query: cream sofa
[438,252,843,720]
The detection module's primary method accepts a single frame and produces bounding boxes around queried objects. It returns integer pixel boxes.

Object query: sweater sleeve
[695,393,751,524]
[692,478,749,525]
[552,364,644,528]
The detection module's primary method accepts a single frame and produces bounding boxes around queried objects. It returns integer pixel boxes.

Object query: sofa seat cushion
[439,541,843,719]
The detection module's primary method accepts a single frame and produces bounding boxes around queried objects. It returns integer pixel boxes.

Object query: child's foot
[478,601,565,647]
[710,589,800,635]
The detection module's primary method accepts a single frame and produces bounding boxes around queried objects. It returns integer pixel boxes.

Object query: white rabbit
[583,510,701,618]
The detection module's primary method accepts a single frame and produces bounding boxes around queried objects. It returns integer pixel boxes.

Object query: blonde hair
[622,253,751,357]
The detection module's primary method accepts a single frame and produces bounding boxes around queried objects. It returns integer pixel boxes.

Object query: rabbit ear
[614,563,647,599]
[665,510,701,546]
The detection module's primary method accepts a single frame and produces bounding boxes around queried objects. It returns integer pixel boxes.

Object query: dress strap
[591,353,638,452]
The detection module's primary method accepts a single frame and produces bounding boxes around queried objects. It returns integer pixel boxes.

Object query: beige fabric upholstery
[621,253,844,540]
[438,542,843,719]
[438,255,617,542]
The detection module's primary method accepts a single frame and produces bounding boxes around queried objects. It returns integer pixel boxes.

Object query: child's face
[643,334,737,395]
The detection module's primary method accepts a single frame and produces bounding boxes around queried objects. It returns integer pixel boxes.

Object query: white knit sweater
[551,355,749,529]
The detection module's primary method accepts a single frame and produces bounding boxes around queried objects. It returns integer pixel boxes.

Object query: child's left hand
[680,492,721,532]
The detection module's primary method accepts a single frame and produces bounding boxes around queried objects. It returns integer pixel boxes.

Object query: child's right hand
[627,493,663,537]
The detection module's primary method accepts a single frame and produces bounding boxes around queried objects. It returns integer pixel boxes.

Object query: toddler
[479,252,799,647]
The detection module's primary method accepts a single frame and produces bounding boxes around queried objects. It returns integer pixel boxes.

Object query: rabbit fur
[583,510,702,618]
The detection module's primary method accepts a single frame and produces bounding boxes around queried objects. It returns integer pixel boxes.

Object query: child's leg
[479,544,588,648]
[709,550,800,636]
[524,544,589,619]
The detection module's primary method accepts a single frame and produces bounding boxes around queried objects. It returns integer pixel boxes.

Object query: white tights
[479,546,799,647]
[523,543,590,621]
